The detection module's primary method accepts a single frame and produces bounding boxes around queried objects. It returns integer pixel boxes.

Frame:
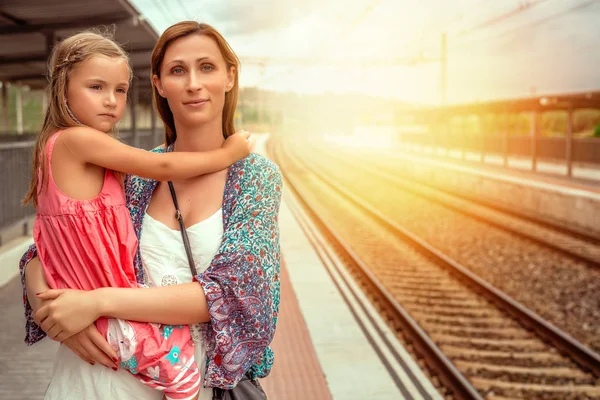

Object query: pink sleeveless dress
[33,131,201,400]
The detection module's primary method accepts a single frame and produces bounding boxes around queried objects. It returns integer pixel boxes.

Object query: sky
[129,0,600,105]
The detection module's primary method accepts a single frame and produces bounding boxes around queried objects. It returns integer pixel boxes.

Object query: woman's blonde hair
[151,21,240,146]
[23,30,131,206]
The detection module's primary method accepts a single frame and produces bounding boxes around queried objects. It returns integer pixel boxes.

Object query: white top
[44,209,223,400]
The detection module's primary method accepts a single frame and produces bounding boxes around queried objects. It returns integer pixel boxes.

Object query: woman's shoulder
[236,153,281,183]
[227,153,282,215]
[228,154,282,202]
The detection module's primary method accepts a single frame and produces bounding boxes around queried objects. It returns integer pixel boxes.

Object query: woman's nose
[187,70,203,91]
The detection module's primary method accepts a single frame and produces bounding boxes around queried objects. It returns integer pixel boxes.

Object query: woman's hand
[62,325,119,370]
[35,289,102,342]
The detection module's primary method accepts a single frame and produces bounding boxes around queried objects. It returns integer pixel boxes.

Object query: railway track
[284,136,600,355]
[270,136,600,399]
[311,141,600,268]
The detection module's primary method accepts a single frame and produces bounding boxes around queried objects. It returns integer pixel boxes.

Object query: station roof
[418,90,600,116]
[0,0,157,90]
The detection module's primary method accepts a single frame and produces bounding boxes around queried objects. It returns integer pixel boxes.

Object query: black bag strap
[167,181,198,277]
[168,182,267,400]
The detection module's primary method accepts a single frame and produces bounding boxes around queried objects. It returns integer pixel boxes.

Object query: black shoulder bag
[167,181,268,400]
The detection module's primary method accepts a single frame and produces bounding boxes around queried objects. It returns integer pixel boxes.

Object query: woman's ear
[225,66,236,92]
[152,74,166,98]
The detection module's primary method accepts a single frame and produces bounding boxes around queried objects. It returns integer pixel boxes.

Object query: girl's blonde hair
[151,21,240,146]
[23,30,131,206]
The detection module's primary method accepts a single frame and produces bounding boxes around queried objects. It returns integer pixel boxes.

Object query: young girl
[23,31,252,400]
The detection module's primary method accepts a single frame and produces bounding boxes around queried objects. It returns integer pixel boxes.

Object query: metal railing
[400,133,600,170]
[0,129,163,244]
[0,141,35,237]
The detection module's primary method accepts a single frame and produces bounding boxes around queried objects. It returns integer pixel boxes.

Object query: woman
[19,21,281,399]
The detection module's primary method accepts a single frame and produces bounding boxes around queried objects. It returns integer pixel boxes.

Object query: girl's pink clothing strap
[34,130,137,291]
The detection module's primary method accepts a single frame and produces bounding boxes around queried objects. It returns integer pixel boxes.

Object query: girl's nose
[105,94,117,107]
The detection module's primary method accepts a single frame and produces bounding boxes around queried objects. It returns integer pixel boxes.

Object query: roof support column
[15,82,23,134]
[566,107,574,177]
[531,111,539,172]
[1,82,8,133]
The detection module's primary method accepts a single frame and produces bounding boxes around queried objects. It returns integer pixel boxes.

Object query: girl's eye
[117,88,127,94]
[90,85,101,90]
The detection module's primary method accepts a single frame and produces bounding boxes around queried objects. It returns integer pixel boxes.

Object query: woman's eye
[172,67,184,74]
[201,64,214,72]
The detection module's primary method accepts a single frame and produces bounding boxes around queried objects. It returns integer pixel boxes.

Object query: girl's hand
[35,289,101,342]
[222,130,253,162]
[62,325,119,370]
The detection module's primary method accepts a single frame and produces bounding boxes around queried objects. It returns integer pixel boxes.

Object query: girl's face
[153,34,235,128]
[66,55,130,133]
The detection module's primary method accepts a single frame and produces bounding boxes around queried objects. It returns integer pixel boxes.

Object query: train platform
[0,135,440,399]
[320,134,600,238]
[400,144,600,194]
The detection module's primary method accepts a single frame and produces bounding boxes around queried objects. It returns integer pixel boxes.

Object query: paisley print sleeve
[19,244,47,345]
[197,155,282,389]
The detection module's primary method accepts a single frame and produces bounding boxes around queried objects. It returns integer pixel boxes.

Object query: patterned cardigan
[18,146,282,390]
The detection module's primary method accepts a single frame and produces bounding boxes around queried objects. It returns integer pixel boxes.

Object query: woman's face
[153,34,235,127]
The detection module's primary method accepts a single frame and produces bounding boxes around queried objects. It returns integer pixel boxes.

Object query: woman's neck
[172,117,224,152]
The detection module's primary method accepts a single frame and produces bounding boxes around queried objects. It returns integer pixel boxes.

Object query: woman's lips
[183,99,208,107]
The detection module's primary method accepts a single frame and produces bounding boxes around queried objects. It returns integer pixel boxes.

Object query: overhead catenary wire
[151,0,178,26]
[175,0,193,19]
[450,0,600,51]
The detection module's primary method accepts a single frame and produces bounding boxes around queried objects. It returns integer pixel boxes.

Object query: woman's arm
[95,282,210,324]
[60,126,252,181]
[35,283,210,340]
[36,282,209,332]
[197,158,282,389]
